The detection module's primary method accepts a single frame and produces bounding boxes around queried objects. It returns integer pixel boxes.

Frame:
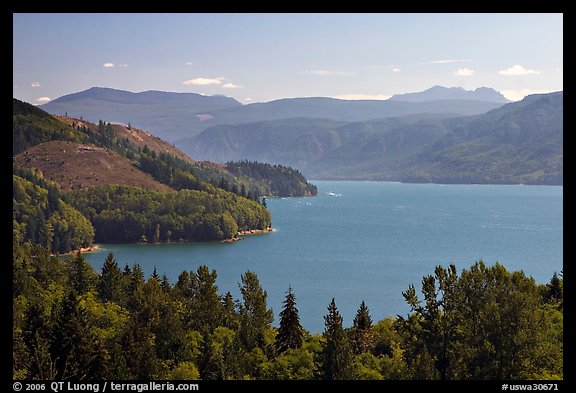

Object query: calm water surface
[85,181,563,333]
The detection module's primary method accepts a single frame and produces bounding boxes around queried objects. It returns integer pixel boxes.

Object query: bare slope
[14,140,172,192]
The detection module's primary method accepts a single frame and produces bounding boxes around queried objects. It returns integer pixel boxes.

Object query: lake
[85,181,563,333]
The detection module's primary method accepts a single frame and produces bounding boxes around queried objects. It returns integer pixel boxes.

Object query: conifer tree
[98,253,124,303]
[238,271,274,351]
[276,286,304,353]
[69,252,95,295]
[352,300,374,354]
[50,292,102,379]
[320,298,354,380]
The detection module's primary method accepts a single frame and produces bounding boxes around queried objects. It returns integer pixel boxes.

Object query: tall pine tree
[69,252,95,295]
[351,300,374,354]
[275,286,304,353]
[238,271,274,351]
[320,298,353,380]
[98,253,124,303]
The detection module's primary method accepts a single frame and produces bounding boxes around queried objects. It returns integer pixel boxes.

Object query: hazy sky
[13,13,563,105]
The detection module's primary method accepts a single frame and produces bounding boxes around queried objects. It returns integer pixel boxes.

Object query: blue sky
[13,13,563,105]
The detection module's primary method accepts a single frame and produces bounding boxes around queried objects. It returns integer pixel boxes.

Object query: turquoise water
[85,181,563,333]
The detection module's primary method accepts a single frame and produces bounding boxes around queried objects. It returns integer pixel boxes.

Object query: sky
[13,13,563,105]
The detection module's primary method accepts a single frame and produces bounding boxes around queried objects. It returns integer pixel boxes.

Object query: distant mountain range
[186,92,563,185]
[40,86,507,143]
[389,85,510,103]
[41,87,242,142]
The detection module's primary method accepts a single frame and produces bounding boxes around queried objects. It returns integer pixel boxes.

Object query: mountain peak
[389,86,510,104]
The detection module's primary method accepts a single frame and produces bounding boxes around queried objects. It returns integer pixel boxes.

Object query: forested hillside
[13,99,279,251]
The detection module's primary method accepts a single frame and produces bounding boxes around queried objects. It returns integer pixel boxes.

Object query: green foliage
[276,287,304,353]
[320,298,354,380]
[13,102,279,247]
[97,254,125,303]
[13,98,87,155]
[13,244,562,380]
[166,361,200,380]
[69,252,97,295]
[225,161,317,197]
[399,261,564,380]
[13,169,94,253]
[239,271,274,351]
[351,301,375,354]
[66,184,271,243]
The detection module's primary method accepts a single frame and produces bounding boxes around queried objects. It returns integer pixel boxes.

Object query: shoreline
[222,227,273,243]
[56,245,100,256]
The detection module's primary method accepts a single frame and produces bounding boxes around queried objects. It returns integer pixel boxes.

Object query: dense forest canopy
[13,243,563,380]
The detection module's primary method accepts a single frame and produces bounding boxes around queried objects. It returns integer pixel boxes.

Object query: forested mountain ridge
[403,92,563,184]
[186,92,563,185]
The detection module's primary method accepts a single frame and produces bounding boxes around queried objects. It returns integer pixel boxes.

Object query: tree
[50,291,103,379]
[98,253,124,303]
[221,291,239,330]
[151,267,160,282]
[238,271,274,351]
[22,303,55,379]
[398,261,563,380]
[351,300,374,354]
[69,252,96,295]
[189,265,224,332]
[320,298,353,380]
[400,264,461,380]
[455,262,560,379]
[276,286,304,353]
[543,271,563,307]
[128,264,145,295]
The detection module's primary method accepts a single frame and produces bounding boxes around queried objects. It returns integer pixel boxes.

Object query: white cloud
[392,68,401,73]
[454,68,475,76]
[334,94,391,101]
[182,77,225,86]
[500,89,551,101]
[185,62,196,66]
[498,64,541,76]
[422,59,472,64]
[222,82,242,89]
[36,96,51,103]
[244,98,253,102]
[118,64,129,68]
[31,82,41,87]
[103,63,115,68]
[307,70,355,76]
